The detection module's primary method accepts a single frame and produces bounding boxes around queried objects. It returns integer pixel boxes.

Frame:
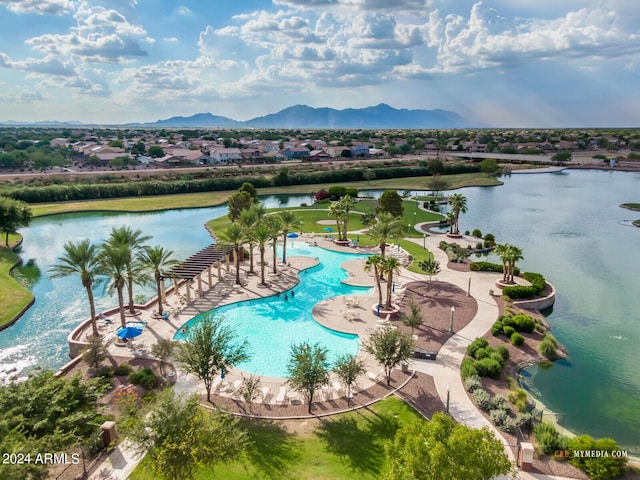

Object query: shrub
[534,423,565,455]
[502,285,539,299]
[467,337,489,358]
[475,242,483,249]
[501,315,515,328]
[93,366,114,379]
[484,233,495,244]
[539,338,558,360]
[508,388,530,413]
[568,436,628,480]
[460,357,478,379]
[544,333,558,345]
[472,388,494,411]
[515,412,532,428]
[523,272,546,294]
[474,347,490,360]
[464,375,482,392]
[475,358,503,379]
[493,395,509,410]
[510,333,525,346]
[472,229,482,238]
[128,367,157,390]
[491,322,503,336]
[489,352,505,366]
[490,409,516,433]
[114,362,133,376]
[513,314,536,333]
[470,261,520,275]
[496,345,510,360]
[503,326,515,337]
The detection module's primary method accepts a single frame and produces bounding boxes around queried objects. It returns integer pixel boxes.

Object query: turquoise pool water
[174,244,370,378]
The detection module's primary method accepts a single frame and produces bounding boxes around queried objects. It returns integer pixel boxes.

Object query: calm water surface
[0,172,638,450]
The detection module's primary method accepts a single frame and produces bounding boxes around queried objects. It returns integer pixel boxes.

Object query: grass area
[397,239,435,275]
[28,172,499,217]
[129,396,423,480]
[621,203,640,211]
[0,236,34,328]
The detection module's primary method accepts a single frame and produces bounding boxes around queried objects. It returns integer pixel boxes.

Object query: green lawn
[620,203,640,211]
[129,396,423,480]
[28,172,500,217]
[0,236,34,329]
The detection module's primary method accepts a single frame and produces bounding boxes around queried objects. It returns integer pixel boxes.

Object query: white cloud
[0,0,76,15]
[163,37,179,43]
[0,89,47,103]
[273,0,431,12]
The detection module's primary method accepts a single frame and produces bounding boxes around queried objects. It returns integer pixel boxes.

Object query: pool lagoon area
[174,244,371,378]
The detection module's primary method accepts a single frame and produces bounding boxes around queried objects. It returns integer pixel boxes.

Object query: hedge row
[502,271,546,300]
[4,163,481,204]
[470,261,520,276]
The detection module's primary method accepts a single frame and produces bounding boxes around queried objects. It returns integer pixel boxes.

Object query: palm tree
[447,194,468,235]
[381,256,401,308]
[138,245,180,317]
[218,223,246,285]
[106,226,151,314]
[49,239,101,337]
[328,201,344,241]
[278,210,300,264]
[506,244,524,283]
[238,204,266,275]
[98,243,130,328]
[338,195,356,242]
[364,254,384,309]
[367,212,404,261]
[402,298,424,335]
[253,222,272,286]
[445,212,455,235]
[266,216,282,275]
[493,243,510,282]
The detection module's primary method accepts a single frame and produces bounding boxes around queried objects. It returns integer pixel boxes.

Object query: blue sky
[1,0,639,127]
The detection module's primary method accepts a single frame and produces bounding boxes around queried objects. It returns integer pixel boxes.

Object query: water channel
[0,170,638,451]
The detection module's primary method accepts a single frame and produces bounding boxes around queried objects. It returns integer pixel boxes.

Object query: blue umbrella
[116,326,143,339]
[286,233,299,238]
[323,227,334,232]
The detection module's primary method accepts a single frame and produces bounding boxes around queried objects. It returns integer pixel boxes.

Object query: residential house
[283,146,310,160]
[209,147,243,165]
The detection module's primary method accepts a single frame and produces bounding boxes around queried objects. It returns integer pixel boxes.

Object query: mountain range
[1,104,472,129]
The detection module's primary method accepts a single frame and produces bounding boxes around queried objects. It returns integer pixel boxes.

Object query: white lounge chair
[332,381,343,396]
[276,386,287,405]
[261,386,271,403]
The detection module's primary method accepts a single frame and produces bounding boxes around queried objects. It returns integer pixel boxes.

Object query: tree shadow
[239,418,302,479]
[314,409,400,476]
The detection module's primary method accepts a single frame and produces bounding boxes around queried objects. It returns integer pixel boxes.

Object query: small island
[620,203,640,227]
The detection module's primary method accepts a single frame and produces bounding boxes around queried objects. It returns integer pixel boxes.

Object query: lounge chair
[332,381,343,396]
[212,376,223,393]
[261,387,271,403]
[229,379,242,394]
[276,386,287,405]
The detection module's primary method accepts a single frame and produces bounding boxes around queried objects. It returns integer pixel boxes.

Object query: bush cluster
[510,333,525,346]
[470,261,521,275]
[538,334,559,360]
[502,271,546,300]
[492,313,538,346]
[523,272,546,294]
[128,367,157,390]
[114,362,133,376]
[464,338,505,379]
[469,384,532,434]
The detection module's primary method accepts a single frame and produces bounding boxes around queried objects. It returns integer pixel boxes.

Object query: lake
[0,170,638,451]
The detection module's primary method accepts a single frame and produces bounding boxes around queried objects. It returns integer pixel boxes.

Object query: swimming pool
[173,244,371,378]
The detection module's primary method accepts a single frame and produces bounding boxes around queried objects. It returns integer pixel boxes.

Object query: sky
[0,0,639,127]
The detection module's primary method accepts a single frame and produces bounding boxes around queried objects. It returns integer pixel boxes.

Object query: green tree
[0,197,32,246]
[238,204,265,275]
[274,166,289,186]
[401,298,424,335]
[567,435,627,480]
[377,190,404,218]
[106,226,151,314]
[287,342,330,413]
[384,413,512,480]
[427,174,448,197]
[238,182,259,202]
[218,223,246,285]
[328,200,345,241]
[364,254,384,309]
[177,313,250,402]
[266,215,282,275]
[381,256,401,308]
[98,243,130,328]
[493,243,510,283]
[480,158,499,175]
[227,190,254,222]
[82,335,108,368]
[365,326,413,386]
[151,338,178,375]
[447,193,468,235]
[499,243,524,283]
[278,210,300,263]
[147,145,164,158]
[363,169,376,184]
[337,194,355,242]
[332,353,365,406]
[138,245,180,317]
[418,257,440,282]
[129,388,249,480]
[253,221,272,286]
[428,158,444,175]
[49,239,102,337]
[552,151,572,162]
[367,212,404,261]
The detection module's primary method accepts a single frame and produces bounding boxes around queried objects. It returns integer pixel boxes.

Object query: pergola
[166,244,233,304]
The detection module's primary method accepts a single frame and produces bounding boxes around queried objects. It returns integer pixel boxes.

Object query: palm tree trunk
[155,275,164,316]
[272,241,277,274]
[282,233,287,264]
[374,267,383,307]
[235,247,241,285]
[248,242,255,274]
[386,271,393,308]
[117,286,126,328]
[127,268,136,314]
[86,285,99,337]
[260,248,266,285]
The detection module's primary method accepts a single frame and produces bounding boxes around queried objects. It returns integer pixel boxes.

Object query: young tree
[151,338,178,375]
[447,194,468,235]
[401,299,424,335]
[427,174,448,197]
[365,326,413,386]
[381,256,401,308]
[0,197,32,247]
[377,190,404,218]
[227,190,254,222]
[286,342,330,413]
[384,413,512,480]
[147,145,164,158]
[418,257,441,282]
[177,314,250,402]
[363,169,376,184]
[238,374,262,413]
[49,239,102,337]
[129,389,249,480]
[427,158,444,175]
[332,353,365,406]
[364,254,384,308]
[552,151,572,163]
[480,158,500,176]
[82,335,108,369]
